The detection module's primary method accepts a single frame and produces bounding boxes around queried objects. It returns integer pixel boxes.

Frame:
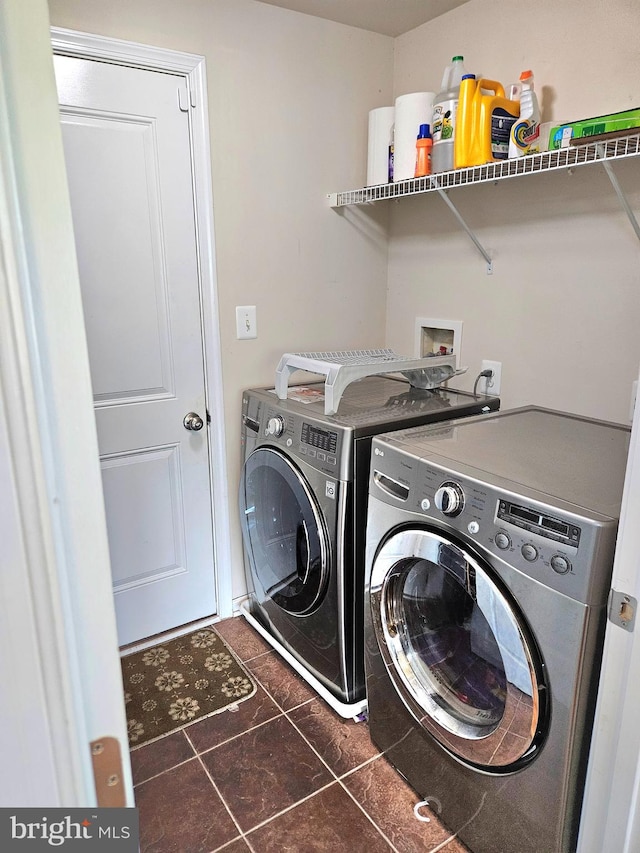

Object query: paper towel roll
[393,92,435,182]
[367,106,395,186]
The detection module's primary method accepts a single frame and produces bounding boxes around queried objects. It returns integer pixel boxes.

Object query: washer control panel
[242,392,349,479]
[301,421,338,455]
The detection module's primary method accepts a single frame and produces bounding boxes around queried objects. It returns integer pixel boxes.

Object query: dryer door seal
[240,446,330,616]
[370,527,547,770]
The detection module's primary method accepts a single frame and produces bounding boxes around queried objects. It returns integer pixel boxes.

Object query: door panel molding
[51,27,233,618]
[60,109,176,403]
[101,444,187,588]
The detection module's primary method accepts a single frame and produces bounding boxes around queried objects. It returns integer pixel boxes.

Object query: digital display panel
[301,422,338,454]
[497,500,580,547]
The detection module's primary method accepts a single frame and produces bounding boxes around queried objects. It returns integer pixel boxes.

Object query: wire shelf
[331,133,640,208]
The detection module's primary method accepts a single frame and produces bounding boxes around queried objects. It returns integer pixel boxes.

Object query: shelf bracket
[598,149,640,243]
[431,179,493,274]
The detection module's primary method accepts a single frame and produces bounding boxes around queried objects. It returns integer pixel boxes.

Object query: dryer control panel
[368,439,618,608]
[497,500,581,549]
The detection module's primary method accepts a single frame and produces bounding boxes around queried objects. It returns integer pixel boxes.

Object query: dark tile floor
[130,615,469,853]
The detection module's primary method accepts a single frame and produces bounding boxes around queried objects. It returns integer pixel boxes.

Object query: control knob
[265,416,285,437]
[550,554,571,575]
[495,531,511,550]
[434,482,465,517]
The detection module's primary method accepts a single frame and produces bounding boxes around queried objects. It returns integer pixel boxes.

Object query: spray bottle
[508,70,541,158]
[431,55,467,173]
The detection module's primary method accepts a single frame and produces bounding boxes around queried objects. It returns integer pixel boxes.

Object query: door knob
[183,412,204,431]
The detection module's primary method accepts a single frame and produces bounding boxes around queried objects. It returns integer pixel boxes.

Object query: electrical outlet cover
[480,360,502,396]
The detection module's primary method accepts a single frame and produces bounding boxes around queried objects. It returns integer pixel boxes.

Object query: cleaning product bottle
[508,70,541,158]
[454,78,519,168]
[414,124,433,177]
[454,74,477,168]
[431,55,467,173]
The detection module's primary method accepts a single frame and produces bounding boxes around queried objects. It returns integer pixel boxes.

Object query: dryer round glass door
[369,528,547,770]
[240,447,329,615]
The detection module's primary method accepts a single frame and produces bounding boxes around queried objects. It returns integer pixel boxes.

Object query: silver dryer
[364,407,630,852]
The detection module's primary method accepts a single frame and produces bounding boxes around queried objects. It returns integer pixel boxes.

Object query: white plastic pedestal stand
[275,349,458,416]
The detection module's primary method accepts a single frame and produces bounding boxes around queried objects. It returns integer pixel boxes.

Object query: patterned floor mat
[121,626,256,749]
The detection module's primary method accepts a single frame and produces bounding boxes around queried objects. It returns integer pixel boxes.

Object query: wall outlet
[236,305,257,340]
[480,360,502,395]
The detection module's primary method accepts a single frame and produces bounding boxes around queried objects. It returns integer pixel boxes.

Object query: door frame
[0,0,133,805]
[51,27,233,620]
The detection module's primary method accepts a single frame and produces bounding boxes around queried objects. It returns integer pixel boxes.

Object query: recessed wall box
[415,318,463,369]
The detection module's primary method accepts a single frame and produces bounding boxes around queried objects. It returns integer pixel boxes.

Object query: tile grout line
[205,661,350,841]
[189,706,285,755]
[133,649,315,787]
[132,751,197,789]
[231,779,340,846]
[278,706,401,851]
[334,772,403,852]
[217,644,272,667]
[130,624,389,849]
[228,634,403,849]
[131,705,286,788]
[195,661,336,845]
[211,625,274,670]
[336,757,465,853]
[195,625,458,852]
[190,743,247,849]
[276,699,463,852]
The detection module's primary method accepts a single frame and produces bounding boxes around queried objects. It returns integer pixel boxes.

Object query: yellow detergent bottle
[454,74,477,168]
[454,77,520,168]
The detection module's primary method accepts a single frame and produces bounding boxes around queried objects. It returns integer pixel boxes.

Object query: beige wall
[47,0,640,609]
[389,0,640,420]
[47,0,393,601]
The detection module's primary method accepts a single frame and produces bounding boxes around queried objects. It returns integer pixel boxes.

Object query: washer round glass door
[370,528,546,770]
[240,446,329,615]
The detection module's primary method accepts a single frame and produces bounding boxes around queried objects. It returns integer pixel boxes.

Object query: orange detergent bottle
[414,123,433,177]
[454,77,520,168]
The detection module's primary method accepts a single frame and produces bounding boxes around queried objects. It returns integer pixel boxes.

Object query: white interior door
[54,54,217,646]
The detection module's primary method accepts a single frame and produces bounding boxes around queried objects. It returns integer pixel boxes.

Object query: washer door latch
[608,589,637,632]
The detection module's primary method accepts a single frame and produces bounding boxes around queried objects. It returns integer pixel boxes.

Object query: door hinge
[608,589,637,632]
[90,736,126,807]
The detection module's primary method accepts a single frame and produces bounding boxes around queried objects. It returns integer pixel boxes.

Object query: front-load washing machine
[238,375,499,715]
[364,406,630,852]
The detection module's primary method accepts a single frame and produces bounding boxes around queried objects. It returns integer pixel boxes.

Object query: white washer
[364,407,630,852]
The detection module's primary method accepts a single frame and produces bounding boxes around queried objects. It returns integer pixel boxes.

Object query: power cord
[473,368,494,398]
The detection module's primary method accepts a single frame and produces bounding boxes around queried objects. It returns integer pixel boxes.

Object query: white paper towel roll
[367,106,395,186]
[393,92,435,182]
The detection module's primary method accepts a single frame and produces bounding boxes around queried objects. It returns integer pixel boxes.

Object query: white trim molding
[578,360,640,853]
[1,1,131,805]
